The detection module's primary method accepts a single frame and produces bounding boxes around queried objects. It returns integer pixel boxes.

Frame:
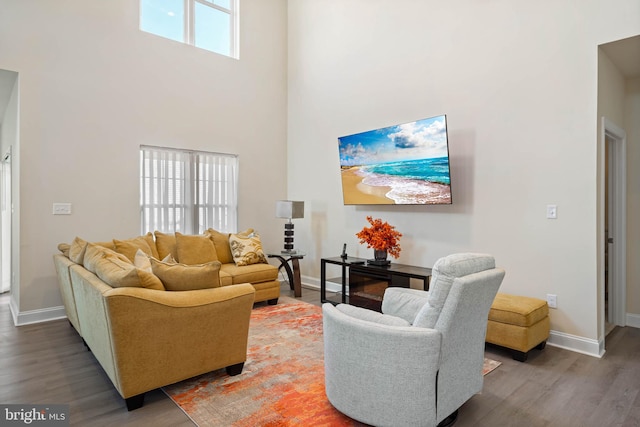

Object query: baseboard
[303,276,606,358]
[10,304,67,326]
[626,313,640,329]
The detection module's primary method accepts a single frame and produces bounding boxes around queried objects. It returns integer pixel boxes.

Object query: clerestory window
[140,145,238,234]
[140,0,238,58]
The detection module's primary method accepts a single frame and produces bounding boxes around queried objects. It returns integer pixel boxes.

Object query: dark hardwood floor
[1,284,639,426]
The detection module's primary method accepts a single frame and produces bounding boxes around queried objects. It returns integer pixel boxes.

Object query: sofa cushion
[93,250,165,291]
[205,228,254,265]
[69,237,88,264]
[175,232,218,265]
[133,249,175,273]
[220,262,278,284]
[84,243,132,274]
[229,232,267,266]
[69,237,116,265]
[57,243,71,258]
[154,231,178,261]
[219,270,234,286]
[150,259,222,291]
[113,235,155,263]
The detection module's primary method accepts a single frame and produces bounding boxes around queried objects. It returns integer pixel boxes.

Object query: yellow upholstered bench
[486,293,550,362]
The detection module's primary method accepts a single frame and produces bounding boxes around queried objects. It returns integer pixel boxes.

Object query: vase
[373,249,388,262]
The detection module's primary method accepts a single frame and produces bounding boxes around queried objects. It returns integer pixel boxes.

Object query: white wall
[626,77,640,319]
[0,0,288,319]
[288,0,640,351]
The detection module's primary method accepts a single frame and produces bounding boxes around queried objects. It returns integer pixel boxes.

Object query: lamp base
[281,249,299,254]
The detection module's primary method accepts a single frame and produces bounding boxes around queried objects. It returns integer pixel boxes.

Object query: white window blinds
[140,146,238,234]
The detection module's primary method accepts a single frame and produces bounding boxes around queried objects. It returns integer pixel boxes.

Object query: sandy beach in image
[341,167,394,204]
[341,166,452,205]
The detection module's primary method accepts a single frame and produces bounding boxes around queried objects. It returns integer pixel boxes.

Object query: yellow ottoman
[486,293,550,362]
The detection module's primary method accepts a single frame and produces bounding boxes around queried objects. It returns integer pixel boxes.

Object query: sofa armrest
[103,283,256,398]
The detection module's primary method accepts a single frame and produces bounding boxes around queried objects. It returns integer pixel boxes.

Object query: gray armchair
[322,253,505,427]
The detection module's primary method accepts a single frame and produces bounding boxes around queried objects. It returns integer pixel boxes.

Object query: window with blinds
[140,145,238,234]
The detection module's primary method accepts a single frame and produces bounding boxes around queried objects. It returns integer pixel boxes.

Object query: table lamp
[276,200,304,254]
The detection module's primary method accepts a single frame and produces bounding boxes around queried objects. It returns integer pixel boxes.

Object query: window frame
[140,0,239,59]
[140,145,239,235]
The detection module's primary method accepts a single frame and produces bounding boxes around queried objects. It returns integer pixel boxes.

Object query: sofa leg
[536,340,547,350]
[226,362,244,376]
[125,393,145,411]
[437,409,458,427]
[512,350,528,362]
[267,298,278,305]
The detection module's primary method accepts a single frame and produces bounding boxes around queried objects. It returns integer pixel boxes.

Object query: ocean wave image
[338,114,452,205]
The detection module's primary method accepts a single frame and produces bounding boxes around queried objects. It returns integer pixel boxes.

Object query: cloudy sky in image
[339,115,448,167]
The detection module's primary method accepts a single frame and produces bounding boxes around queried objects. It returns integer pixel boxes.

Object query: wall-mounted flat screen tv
[338,114,452,205]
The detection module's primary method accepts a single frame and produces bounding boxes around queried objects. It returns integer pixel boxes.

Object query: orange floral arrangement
[356,216,402,258]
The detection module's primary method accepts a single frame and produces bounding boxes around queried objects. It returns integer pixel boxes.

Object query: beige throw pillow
[175,232,218,265]
[133,249,175,273]
[229,231,267,267]
[69,236,89,264]
[154,231,178,261]
[150,258,222,291]
[93,250,165,291]
[84,243,132,274]
[113,235,154,263]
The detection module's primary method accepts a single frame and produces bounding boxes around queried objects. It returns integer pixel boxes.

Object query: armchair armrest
[381,287,430,324]
[322,303,441,426]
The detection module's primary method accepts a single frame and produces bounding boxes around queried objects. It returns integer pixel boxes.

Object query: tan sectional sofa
[52,229,280,410]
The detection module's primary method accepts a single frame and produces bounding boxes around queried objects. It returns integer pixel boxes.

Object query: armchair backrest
[414,253,505,421]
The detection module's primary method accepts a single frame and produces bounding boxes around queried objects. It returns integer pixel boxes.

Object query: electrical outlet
[546,205,557,219]
[547,294,557,309]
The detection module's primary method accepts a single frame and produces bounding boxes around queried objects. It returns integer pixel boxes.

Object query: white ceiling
[600,35,640,78]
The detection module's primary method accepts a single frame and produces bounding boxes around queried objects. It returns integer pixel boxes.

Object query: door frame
[601,116,627,328]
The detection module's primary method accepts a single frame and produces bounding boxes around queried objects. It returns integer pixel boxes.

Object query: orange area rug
[163,297,500,426]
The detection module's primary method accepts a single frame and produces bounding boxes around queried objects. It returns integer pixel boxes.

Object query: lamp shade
[276,200,304,219]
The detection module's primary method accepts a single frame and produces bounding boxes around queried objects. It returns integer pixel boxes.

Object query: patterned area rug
[163,297,501,426]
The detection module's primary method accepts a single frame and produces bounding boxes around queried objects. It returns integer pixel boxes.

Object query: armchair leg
[267,298,278,305]
[437,410,458,427]
[226,362,245,376]
[125,393,145,411]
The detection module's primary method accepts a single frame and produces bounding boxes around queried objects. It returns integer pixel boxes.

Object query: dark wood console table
[320,256,432,312]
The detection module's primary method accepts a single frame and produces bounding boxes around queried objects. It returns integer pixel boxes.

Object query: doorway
[1,149,10,295]
[602,117,627,333]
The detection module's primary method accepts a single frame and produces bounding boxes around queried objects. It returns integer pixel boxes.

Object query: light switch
[53,203,72,215]
[546,205,557,219]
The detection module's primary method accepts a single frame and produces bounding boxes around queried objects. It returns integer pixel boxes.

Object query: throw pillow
[57,243,71,258]
[133,249,175,273]
[68,236,89,264]
[141,231,160,259]
[113,235,154,263]
[154,231,178,261]
[175,232,218,265]
[150,258,222,291]
[205,228,254,264]
[93,251,165,291]
[84,243,132,274]
[229,231,267,267]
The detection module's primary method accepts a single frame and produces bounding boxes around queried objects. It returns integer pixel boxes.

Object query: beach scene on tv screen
[338,115,452,205]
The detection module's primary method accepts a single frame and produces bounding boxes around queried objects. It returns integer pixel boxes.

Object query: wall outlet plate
[53,203,72,215]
